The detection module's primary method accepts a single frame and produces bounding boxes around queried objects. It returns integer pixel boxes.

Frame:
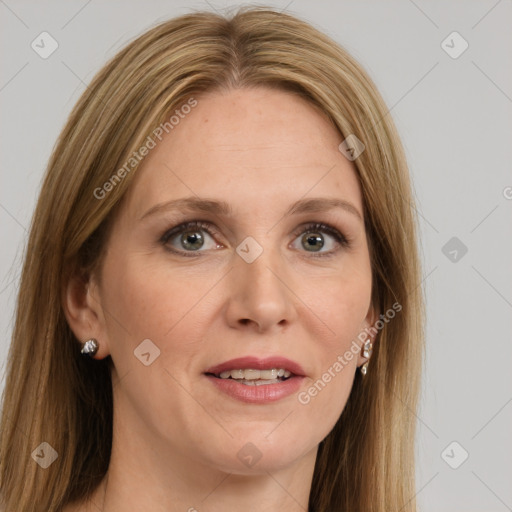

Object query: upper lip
[205,356,306,377]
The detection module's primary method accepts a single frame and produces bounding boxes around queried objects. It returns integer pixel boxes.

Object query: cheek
[102,254,197,335]
[305,265,372,347]
[294,273,369,432]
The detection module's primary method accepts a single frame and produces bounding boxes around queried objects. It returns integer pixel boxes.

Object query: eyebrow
[139,196,363,222]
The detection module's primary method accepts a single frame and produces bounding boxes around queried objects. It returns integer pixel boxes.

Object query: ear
[62,269,111,359]
[356,303,379,368]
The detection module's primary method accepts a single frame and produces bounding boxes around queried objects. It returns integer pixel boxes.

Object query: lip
[204,356,306,404]
[205,373,304,403]
[205,356,306,377]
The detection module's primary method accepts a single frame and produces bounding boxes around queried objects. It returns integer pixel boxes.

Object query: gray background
[1,1,511,510]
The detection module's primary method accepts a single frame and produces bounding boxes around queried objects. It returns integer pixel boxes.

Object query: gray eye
[180,231,204,251]
[301,233,324,252]
[164,226,218,253]
[290,226,341,255]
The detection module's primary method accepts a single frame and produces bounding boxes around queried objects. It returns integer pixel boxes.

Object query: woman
[0,7,424,511]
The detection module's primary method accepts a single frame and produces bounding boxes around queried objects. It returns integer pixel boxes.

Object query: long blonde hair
[0,7,424,511]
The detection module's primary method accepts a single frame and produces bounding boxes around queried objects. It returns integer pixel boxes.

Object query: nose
[224,248,298,334]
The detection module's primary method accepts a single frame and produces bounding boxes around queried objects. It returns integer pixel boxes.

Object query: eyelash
[159,220,351,258]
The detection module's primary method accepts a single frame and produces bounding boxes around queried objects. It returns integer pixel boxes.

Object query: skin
[63,87,377,512]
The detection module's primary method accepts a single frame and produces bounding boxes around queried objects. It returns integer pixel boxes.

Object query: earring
[360,338,373,376]
[81,338,99,357]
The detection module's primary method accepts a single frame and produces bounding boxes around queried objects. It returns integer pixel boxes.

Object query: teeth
[217,368,292,380]
[240,379,281,386]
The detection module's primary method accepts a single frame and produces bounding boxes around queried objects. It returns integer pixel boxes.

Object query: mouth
[204,356,306,400]
[206,367,294,386]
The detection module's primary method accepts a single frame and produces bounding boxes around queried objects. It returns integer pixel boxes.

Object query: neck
[77,410,317,512]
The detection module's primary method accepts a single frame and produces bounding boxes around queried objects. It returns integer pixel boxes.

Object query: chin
[205,435,312,475]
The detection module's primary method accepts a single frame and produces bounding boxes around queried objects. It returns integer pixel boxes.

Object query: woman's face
[89,87,375,474]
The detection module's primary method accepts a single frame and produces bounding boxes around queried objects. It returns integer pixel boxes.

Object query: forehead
[125,87,363,218]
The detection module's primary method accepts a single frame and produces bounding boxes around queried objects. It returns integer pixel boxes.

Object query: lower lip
[205,374,304,403]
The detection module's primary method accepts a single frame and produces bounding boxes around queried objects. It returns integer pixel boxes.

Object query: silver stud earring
[360,338,373,376]
[81,338,99,357]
